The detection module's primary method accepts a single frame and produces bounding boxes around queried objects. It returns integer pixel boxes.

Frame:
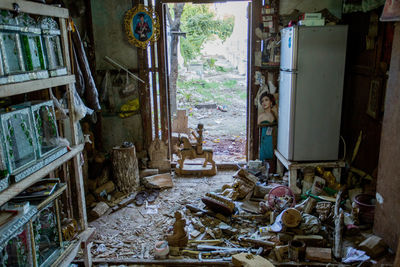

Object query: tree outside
[167,3,248,163]
[167,3,234,115]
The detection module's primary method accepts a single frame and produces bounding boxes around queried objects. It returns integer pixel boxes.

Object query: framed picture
[124,4,160,49]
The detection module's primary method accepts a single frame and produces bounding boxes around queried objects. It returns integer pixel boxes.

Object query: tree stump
[112,145,139,193]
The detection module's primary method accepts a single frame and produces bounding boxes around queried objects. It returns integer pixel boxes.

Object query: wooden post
[149,0,159,140]
[333,189,344,259]
[374,22,400,251]
[156,1,172,159]
[60,17,88,230]
[111,146,140,193]
[394,237,400,267]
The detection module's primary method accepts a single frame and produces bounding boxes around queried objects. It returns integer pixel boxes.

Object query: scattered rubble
[85,161,389,265]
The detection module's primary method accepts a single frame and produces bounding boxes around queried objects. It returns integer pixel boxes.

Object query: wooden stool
[274,150,345,195]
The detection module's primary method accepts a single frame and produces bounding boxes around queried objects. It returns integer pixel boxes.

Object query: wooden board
[374,23,400,251]
[0,144,84,207]
[175,164,216,176]
[143,173,173,189]
[274,150,345,169]
[305,247,332,263]
[0,75,75,98]
[232,252,275,267]
[51,227,95,267]
[0,0,69,18]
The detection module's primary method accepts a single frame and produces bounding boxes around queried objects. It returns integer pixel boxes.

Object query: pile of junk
[157,162,388,266]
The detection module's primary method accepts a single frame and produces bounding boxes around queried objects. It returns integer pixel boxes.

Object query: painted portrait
[124,4,160,49]
[133,12,153,42]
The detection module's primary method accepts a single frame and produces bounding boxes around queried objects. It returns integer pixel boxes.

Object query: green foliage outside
[223,79,237,88]
[180,4,234,65]
[177,78,245,107]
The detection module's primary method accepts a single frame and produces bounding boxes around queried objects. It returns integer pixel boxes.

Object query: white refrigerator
[277,25,348,161]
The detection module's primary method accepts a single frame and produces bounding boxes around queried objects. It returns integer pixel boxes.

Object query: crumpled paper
[342,247,370,263]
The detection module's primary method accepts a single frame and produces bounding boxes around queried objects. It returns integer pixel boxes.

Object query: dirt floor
[88,171,235,261]
[176,56,247,163]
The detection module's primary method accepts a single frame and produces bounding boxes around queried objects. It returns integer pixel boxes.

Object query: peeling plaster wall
[279,0,343,18]
[91,0,138,70]
[90,0,143,150]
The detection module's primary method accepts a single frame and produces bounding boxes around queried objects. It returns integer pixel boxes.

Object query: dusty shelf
[51,227,95,267]
[0,144,84,207]
[0,0,69,18]
[0,75,75,98]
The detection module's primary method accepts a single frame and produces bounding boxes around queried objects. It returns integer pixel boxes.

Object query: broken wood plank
[305,247,332,263]
[140,168,159,179]
[358,235,387,258]
[232,253,275,267]
[238,237,276,247]
[143,173,173,189]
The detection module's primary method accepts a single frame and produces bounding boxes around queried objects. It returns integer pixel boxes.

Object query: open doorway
[165,2,249,164]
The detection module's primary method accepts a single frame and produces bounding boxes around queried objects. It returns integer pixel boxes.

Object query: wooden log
[94,181,115,196]
[111,145,140,193]
[90,202,109,219]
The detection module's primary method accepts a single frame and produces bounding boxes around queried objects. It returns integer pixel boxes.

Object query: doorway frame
[155,0,259,162]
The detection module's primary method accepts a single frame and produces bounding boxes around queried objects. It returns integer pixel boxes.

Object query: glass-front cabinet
[32,201,62,266]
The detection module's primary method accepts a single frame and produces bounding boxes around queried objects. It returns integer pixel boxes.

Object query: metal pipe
[104,56,145,83]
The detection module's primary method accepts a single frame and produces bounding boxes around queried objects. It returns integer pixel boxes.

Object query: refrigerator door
[292,25,348,161]
[277,71,296,160]
[280,27,298,71]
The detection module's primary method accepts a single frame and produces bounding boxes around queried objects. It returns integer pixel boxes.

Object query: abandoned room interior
[0,0,399,266]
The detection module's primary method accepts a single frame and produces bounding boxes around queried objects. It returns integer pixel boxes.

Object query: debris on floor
[84,161,392,266]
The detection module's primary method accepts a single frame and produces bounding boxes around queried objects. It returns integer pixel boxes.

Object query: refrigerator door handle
[280,69,298,73]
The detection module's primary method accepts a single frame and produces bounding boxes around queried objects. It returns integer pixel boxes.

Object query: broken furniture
[275,149,345,195]
[0,1,92,266]
[176,124,217,176]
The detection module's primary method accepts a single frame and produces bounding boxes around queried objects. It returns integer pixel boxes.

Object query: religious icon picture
[124,4,160,49]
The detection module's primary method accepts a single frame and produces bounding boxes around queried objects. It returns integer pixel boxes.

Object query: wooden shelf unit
[0,75,76,97]
[0,144,84,207]
[0,2,91,267]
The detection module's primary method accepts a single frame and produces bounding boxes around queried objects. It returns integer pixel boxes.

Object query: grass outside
[177,76,246,108]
